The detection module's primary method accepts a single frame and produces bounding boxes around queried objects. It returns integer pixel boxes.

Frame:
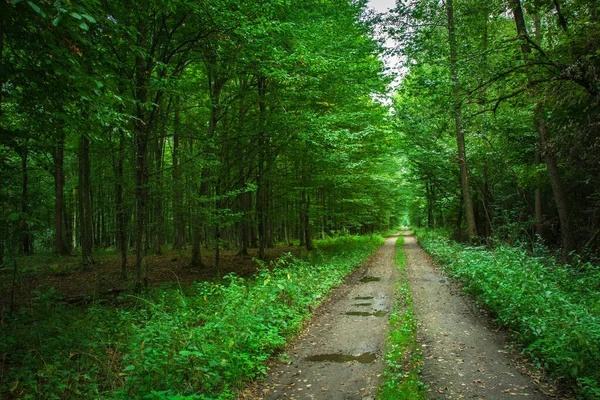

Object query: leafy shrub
[0,234,383,399]
[416,229,600,398]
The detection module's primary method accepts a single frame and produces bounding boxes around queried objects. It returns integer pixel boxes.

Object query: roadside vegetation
[416,229,600,399]
[0,234,383,399]
[378,235,425,400]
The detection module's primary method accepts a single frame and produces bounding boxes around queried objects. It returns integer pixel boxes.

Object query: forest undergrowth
[0,234,384,399]
[416,229,600,399]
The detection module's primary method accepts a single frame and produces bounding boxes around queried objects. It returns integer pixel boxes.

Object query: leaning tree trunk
[446,0,478,242]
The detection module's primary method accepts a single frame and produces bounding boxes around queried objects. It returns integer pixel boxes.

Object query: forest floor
[244,233,561,399]
[0,245,299,310]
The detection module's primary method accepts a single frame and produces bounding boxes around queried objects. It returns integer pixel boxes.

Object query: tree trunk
[257,76,268,259]
[152,129,165,255]
[446,0,478,242]
[301,181,313,251]
[426,178,434,228]
[534,144,545,239]
[190,211,205,267]
[20,144,31,255]
[116,129,127,279]
[134,36,150,289]
[172,102,185,250]
[78,134,93,266]
[536,110,575,253]
[510,1,575,254]
[238,177,250,256]
[54,134,69,255]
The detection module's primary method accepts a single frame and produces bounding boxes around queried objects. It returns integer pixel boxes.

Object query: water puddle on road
[359,276,381,283]
[345,311,387,317]
[353,303,372,307]
[305,353,377,363]
[354,296,374,300]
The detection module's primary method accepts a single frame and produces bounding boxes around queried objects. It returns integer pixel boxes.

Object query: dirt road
[251,235,399,399]
[404,234,549,399]
[248,233,550,399]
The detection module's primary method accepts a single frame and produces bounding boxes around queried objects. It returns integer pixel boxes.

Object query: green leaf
[79,21,89,31]
[52,15,62,26]
[82,14,96,23]
[26,1,42,15]
[71,12,82,20]
[7,213,20,222]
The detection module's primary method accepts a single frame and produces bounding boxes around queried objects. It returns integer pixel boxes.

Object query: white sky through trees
[367,0,396,13]
[367,0,403,100]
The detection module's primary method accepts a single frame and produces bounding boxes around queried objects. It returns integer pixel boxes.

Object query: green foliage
[416,229,600,398]
[377,235,426,399]
[0,234,383,399]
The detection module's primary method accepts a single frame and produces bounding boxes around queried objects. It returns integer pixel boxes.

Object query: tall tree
[446,0,478,241]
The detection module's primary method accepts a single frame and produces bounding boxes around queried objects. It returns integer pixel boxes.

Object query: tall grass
[0,234,384,399]
[416,229,600,398]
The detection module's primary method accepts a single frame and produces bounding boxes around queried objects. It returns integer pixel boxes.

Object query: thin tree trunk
[301,181,313,251]
[116,129,127,279]
[534,144,545,239]
[153,130,165,255]
[257,76,268,259]
[134,36,150,289]
[172,103,185,249]
[20,144,31,255]
[78,135,93,266]
[238,172,250,256]
[215,179,221,272]
[54,133,69,255]
[446,0,478,242]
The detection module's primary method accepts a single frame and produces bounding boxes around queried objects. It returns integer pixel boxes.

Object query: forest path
[404,233,551,399]
[247,235,399,399]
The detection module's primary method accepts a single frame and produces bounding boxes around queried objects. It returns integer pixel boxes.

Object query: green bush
[0,234,383,399]
[416,229,600,398]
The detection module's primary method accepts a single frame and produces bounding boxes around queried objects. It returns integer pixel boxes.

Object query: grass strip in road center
[377,235,426,400]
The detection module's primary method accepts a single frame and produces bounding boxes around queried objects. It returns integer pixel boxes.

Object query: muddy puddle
[359,276,381,283]
[353,302,372,306]
[354,296,374,300]
[345,311,387,317]
[304,352,377,363]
